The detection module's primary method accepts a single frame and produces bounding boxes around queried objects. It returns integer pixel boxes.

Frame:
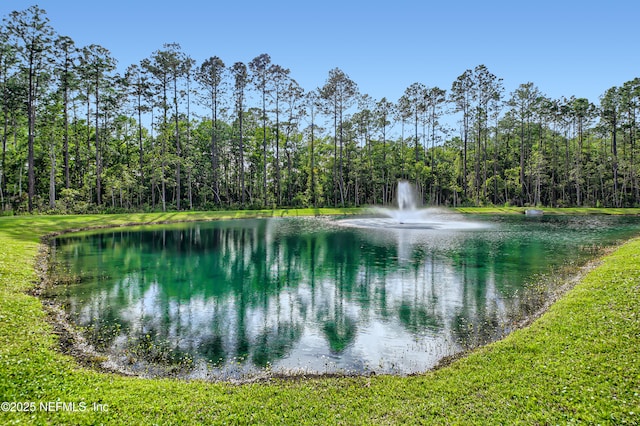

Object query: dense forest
[1,6,639,214]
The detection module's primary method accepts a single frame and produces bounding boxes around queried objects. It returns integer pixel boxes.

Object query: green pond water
[49,214,640,379]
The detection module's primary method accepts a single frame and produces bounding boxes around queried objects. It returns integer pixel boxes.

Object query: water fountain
[397,180,417,212]
[339,180,485,230]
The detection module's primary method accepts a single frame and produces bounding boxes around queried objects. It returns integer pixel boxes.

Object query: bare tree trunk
[49,140,55,209]
[174,78,181,210]
[63,71,70,189]
[95,71,102,206]
[137,92,144,206]
[1,104,7,209]
[27,58,36,212]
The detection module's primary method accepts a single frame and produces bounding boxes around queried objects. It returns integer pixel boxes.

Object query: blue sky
[2,0,638,107]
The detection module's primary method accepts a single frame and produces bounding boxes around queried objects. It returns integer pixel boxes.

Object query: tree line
[2,6,639,214]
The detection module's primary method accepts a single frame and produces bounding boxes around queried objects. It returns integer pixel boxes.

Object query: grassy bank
[0,210,639,424]
[454,206,640,215]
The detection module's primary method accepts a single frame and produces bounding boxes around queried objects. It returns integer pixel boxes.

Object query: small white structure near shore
[525,209,544,216]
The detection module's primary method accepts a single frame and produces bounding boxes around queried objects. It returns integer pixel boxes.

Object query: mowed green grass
[0,210,639,425]
[455,206,640,215]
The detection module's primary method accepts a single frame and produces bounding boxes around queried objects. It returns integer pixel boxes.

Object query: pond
[48,214,640,380]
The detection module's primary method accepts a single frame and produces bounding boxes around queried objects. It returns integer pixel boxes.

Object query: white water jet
[397,180,417,212]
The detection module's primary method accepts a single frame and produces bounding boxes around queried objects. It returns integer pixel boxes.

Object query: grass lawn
[0,209,639,424]
[455,206,640,215]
